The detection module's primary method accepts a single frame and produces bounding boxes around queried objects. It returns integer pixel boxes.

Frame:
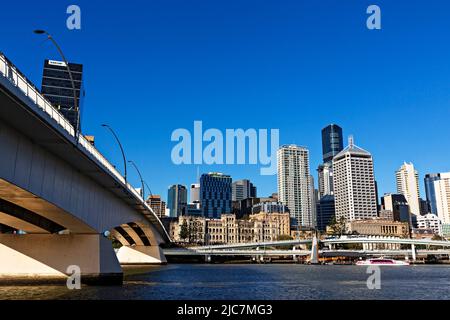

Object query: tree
[179,219,189,241]
[277,234,293,241]
[327,216,347,236]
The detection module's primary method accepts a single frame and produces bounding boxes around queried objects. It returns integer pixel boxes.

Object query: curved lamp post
[33,30,80,136]
[101,124,127,183]
[128,160,145,199]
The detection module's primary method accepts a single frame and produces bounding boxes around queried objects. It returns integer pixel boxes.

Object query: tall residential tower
[277,145,313,228]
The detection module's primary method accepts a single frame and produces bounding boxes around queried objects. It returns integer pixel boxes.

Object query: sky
[1,0,450,202]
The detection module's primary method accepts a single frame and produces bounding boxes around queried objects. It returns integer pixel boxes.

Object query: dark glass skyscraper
[167,184,187,218]
[200,172,232,218]
[316,195,335,232]
[41,59,83,130]
[424,173,441,215]
[321,124,344,163]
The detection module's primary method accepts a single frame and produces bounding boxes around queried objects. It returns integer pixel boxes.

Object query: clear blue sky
[2,0,450,202]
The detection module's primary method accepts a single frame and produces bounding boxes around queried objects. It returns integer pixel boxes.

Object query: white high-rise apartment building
[277,145,313,228]
[396,162,421,216]
[434,172,450,224]
[332,136,378,221]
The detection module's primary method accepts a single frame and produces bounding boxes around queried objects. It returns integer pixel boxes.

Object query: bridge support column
[411,244,416,262]
[116,245,167,264]
[0,234,122,285]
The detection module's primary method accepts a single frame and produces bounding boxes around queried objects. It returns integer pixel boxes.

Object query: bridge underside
[0,180,166,284]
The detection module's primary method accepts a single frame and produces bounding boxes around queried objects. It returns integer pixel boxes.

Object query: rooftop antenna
[348,135,354,147]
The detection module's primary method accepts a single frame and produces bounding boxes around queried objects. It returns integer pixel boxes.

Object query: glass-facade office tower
[316,195,335,232]
[381,193,410,223]
[167,185,187,218]
[232,179,257,201]
[200,173,232,218]
[277,145,313,228]
[424,173,441,215]
[41,59,83,130]
[333,136,378,221]
[322,124,344,163]
[318,124,343,199]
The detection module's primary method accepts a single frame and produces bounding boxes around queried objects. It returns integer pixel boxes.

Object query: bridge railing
[0,53,173,239]
[0,53,128,186]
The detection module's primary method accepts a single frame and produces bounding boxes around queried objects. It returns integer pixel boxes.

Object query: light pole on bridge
[33,30,81,137]
[101,124,127,184]
[128,160,145,200]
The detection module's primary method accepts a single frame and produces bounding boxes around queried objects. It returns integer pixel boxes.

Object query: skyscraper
[317,124,343,198]
[317,162,333,198]
[232,179,257,201]
[332,136,378,221]
[200,172,232,218]
[434,172,450,224]
[396,162,421,216]
[167,185,187,218]
[41,59,83,130]
[321,124,344,163]
[190,183,200,203]
[277,145,313,228]
[316,195,335,232]
[424,173,441,215]
[381,193,410,223]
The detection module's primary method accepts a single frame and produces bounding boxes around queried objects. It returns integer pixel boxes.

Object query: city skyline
[1,0,450,203]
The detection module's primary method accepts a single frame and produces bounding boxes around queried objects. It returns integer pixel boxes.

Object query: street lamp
[101,124,127,183]
[128,160,145,199]
[33,30,81,136]
[144,181,153,198]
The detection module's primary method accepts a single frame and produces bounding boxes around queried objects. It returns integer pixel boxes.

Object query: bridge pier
[0,234,123,285]
[411,244,417,262]
[116,245,167,264]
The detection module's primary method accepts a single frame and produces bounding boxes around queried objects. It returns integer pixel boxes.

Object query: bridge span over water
[0,53,170,284]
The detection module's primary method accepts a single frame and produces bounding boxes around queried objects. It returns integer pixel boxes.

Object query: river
[1,264,449,300]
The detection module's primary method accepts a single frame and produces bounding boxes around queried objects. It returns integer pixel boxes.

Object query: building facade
[232,179,257,201]
[146,195,166,218]
[190,183,200,204]
[200,172,232,218]
[41,59,83,130]
[277,145,313,228]
[321,124,344,163]
[381,193,410,223]
[332,136,378,221]
[434,172,450,225]
[316,195,335,232]
[417,213,442,236]
[396,162,421,216]
[167,184,188,218]
[170,212,290,244]
[424,173,441,215]
[346,219,409,238]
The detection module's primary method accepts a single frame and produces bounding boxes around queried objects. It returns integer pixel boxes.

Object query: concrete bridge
[0,53,170,284]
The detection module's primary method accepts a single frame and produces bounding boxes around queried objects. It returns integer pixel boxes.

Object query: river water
[1,264,449,300]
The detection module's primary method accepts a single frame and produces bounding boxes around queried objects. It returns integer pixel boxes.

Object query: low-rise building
[346,219,409,238]
[169,212,290,244]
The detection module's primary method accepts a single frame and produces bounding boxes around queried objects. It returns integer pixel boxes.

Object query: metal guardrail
[0,53,172,241]
[0,53,146,203]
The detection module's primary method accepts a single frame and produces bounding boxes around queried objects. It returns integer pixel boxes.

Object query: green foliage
[327,216,347,236]
[179,219,189,240]
[277,234,293,241]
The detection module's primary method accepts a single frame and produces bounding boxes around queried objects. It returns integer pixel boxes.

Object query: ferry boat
[356,258,410,266]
